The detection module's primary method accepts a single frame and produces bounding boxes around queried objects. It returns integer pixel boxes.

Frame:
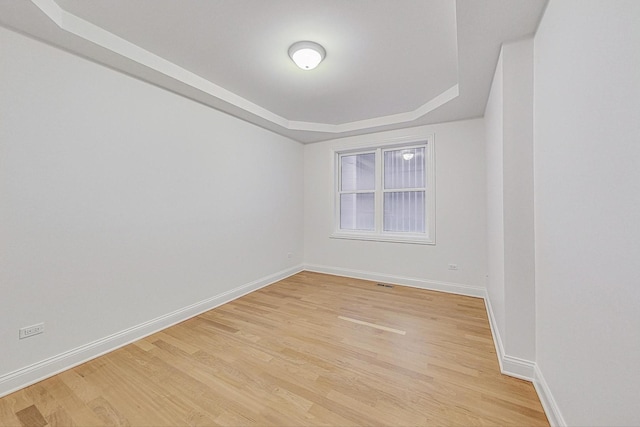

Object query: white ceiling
[0,0,547,143]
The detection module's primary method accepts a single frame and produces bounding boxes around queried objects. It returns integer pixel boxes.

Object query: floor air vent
[377,283,394,288]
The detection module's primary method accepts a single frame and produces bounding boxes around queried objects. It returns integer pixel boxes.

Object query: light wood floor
[0,272,549,426]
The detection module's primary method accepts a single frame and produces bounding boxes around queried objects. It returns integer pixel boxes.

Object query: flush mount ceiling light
[402,151,415,161]
[288,41,326,70]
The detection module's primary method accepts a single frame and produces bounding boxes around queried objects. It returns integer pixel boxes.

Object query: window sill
[330,231,435,245]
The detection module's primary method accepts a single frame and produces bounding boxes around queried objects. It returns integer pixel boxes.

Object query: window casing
[332,137,435,245]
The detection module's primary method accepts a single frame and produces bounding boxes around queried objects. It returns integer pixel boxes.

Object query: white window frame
[331,134,436,245]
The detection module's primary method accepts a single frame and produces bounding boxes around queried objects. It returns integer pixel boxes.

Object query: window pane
[341,153,375,191]
[384,191,425,233]
[384,147,425,189]
[340,193,375,231]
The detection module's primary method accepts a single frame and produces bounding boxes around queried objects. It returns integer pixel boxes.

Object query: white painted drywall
[502,38,536,362]
[0,27,303,378]
[484,38,536,364]
[304,120,487,290]
[485,52,506,340]
[534,1,640,425]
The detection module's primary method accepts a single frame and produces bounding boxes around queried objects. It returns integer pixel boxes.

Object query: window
[333,137,435,244]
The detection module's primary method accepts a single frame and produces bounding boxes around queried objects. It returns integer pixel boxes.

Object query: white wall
[304,120,487,292]
[484,38,536,370]
[534,1,640,425]
[502,39,535,363]
[485,52,506,340]
[0,27,304,387]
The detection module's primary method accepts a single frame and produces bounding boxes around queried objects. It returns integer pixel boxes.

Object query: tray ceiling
[0,0,547,143]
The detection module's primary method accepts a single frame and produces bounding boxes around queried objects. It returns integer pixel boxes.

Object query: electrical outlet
[287,252,293,259]
[19,323,44,339]
[448,263,458,271]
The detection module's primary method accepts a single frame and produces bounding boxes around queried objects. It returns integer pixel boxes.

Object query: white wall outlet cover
[19,323,44,339]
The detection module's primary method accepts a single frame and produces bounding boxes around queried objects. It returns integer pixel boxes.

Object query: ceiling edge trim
[287,84,459,133]
[32,0,459,134]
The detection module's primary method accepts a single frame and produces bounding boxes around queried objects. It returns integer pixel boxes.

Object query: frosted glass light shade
[289,41,326,70]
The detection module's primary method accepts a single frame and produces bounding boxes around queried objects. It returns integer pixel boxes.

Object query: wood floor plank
[0,392,32,424]
[14,405,47,427]
[45,406,76,427]
[0,271,549,426]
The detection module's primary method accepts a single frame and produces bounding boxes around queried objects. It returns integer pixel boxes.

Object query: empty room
[1,0,638,426]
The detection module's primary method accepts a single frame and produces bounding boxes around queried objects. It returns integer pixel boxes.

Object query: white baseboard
[0,264,304,399]
[483,295,536,381]
[534,364,567,427]
[303,263,486,298]
[502,354,536,381]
